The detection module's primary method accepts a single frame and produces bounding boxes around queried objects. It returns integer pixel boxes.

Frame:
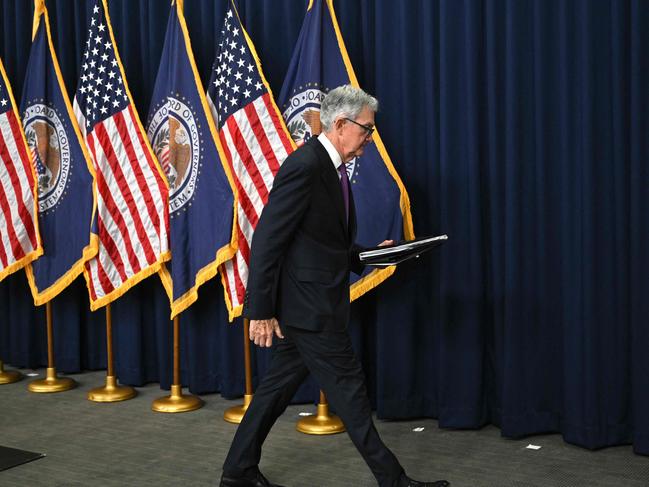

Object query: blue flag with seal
[146,0,237,319]
[278,0,414,300]
[21,0,97,305]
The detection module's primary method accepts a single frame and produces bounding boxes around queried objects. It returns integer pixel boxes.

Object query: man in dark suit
[220,85,449,487]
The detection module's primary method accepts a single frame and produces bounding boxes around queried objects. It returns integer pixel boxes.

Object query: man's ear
[334,117,346,133]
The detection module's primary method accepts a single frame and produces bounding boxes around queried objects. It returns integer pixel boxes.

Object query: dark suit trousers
[222,325,405,486]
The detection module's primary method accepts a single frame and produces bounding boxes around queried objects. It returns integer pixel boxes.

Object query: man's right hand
[249,318,284,348]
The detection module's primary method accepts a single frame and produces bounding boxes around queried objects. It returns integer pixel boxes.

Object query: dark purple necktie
[338,163,350,223]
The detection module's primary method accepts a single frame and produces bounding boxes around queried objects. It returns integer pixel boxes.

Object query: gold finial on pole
[0,360,23,384]
[28,301,76,393]
[87,304,136,402]
[152,315,203,413]
[296,390,345,435]
[223,318,254,423]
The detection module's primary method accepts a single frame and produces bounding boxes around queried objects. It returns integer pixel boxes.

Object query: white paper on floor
[525,444,542,450]
[412,427,425,432]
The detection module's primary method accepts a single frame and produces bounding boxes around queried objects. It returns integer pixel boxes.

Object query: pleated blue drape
[1,0,647,455]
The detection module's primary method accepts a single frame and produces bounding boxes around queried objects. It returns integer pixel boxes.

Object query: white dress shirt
[317,132,344,178]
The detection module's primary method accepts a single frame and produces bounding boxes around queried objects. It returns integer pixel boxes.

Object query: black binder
[359,234,448,267]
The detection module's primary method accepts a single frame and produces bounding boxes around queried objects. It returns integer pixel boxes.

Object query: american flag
[207,6,294,319]
[73,0,169,309]
[0,59,41,281]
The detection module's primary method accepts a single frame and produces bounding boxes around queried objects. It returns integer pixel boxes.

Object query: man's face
[334,106,375,163]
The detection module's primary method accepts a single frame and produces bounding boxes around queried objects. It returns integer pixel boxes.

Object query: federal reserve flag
[74,0,170,310]
[278,0,414,300]
[147,0,236,319]
[0,57,42,281]
[207,3,295,320]
[21,0,97,304]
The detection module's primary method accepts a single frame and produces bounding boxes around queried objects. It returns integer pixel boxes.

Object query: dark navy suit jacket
[243,136,363,331]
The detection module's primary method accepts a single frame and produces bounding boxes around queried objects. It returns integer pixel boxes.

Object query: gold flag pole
[28,300,76,392]
[88,303,136,402]
[296,390,345,435]
[223,318,253,423]
[0,360,23,384]
[152,314,203,413]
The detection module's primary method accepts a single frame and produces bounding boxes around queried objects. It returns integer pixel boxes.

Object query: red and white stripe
[0,109,39,277]
[79,104,169,303]
[159,146,170,174]
[208,93,293,311]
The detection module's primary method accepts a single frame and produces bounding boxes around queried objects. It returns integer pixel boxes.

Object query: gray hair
[320,84,378,132]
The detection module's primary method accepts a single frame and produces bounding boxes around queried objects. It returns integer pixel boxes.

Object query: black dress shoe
[219,470,285,487]
[402,475,450,487]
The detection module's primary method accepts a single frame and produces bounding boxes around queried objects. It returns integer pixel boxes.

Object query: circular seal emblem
[147,97,200,214]
[282,88,327,146]
[23,103,71,213]
[282,87,358,179]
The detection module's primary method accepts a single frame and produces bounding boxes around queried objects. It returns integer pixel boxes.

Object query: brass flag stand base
[88,305,136,403]
[28,367,76,393]
[223,393,252,424]
[152,384,204,413]
[0,361,23,384]
[88,375,136,402]
[152,315,203,413]
[224,319,253,424]
[28,302,76,393]
[296,391,345,435]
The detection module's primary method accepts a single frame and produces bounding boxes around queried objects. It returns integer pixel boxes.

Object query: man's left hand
[377,240,394,247]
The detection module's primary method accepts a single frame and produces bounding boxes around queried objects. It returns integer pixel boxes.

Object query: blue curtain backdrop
[0,0,647,455]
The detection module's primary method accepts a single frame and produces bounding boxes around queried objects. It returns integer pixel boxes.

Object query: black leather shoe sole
[219,474,286,487]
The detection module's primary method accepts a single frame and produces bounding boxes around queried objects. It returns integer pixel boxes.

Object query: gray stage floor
[1,368,648,487]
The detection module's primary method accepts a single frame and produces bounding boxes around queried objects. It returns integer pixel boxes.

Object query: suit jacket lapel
[348,183,357,241]
[310,138,348,233]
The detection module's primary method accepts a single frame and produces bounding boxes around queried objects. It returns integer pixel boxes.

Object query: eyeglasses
[344,118,375,138]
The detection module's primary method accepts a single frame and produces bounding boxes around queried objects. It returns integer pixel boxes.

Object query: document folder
[359,234,448,267]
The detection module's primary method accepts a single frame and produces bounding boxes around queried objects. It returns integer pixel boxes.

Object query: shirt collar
[317,133,343,171]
